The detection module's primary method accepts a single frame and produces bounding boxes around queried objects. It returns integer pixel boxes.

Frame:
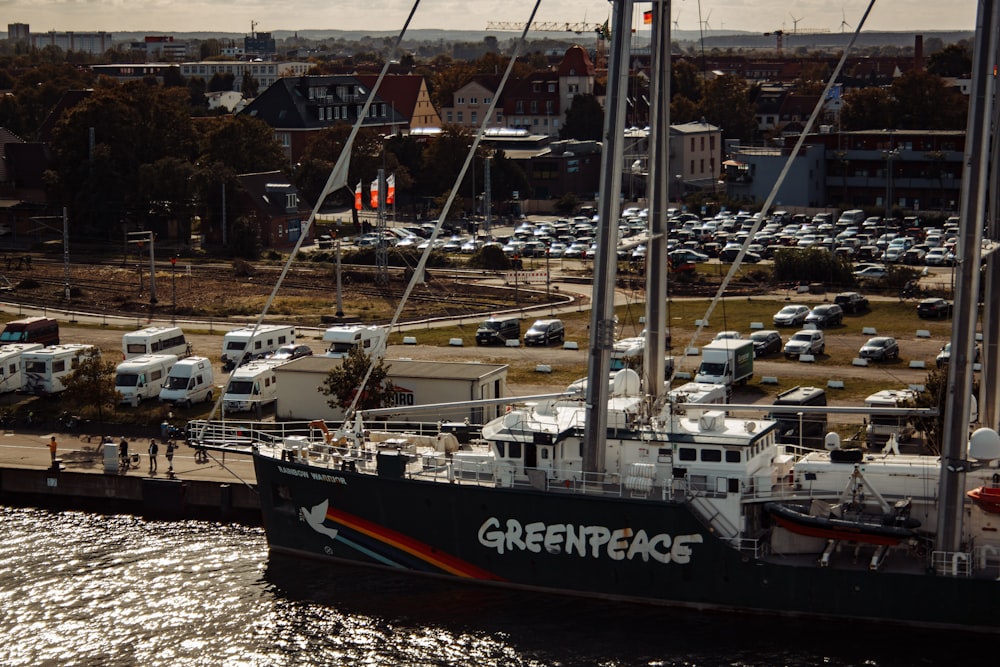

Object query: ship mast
[583,0,633,475]
[936,0,999,552]
[643,0,672,402]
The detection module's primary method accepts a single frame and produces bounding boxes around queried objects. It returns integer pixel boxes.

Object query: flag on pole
[597,19,611,41]
[354,181,362,210]
[643,10,652,24]
[385,174,395,205]
[370,178,379,209]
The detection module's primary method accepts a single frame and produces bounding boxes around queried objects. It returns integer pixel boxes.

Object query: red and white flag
[370,178,379,209]
[385,174,395,205]
[354,181,362,210]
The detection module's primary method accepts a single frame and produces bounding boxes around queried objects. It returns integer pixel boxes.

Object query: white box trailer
[322,324,388,359]
[222,359,286,413]
[0,343,43,393]
[122,326,189,359]
[159,356,216,407]
[221,324,295,369]
[22,344,100,395]
[115,354,178,406]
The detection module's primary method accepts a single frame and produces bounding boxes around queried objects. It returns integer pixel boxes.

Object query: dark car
[833,291,869,314]
[917,298,953,319]
[268,344,313,361]
[523,319,565,346]
[804,304,844,328]
[749,330,782,357]
[316,234,334,249]
[476,317,521,346]
[859,336,899,361]
[936,342,982,369]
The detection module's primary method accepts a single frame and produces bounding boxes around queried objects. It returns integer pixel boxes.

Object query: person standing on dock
[48,436,57,465]
[119,437,129,473]
[165,440,175,473]
[148,439,158,474]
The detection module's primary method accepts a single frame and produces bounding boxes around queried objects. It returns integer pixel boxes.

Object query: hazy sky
[4,0,977,36]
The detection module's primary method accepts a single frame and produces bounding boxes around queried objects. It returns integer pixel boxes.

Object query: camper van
[865,389,918,446]
[122,326,189,360]
[159,356,215,407]
[22,344,99,395]
[222,359,284,413]
[0,343,43,393]
[770,385,828,447]
[221,324,295,370]
[0,317,59,347]
[115,354,177,406]
[322,325,388,359]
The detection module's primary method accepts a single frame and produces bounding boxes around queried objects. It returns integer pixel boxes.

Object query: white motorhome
[159,356,215,407]
[22,344,99,395]
[221,324,295,369]
[0,343,43,393]
[222,359,285,413]
[865,389,918,446]
[122,326,189,360]
[667,381,728,417]
[322,325,388,359]
[115,354,177,406]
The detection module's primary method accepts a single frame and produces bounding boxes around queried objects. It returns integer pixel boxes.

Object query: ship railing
[414,453,497,486]
[930,549,974,577]
[187,418,468,450]
[723,536,766,559]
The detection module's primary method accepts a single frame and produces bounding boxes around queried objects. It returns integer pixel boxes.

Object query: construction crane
[485,20,609,69]
[485,21,603,34]
[763,29,784,56]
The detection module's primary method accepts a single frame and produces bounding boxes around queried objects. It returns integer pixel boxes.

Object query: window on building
[471,111,478,123]
[700,136,705,151]
[484,96,491,104]
[446,111,453,122]
[545,100,553,114]
[530,100,538,113]
[690,138,695,151]
[533,83,540,92]
[516,101,524,114]
[690,160,695,172]
[548,83,555,92]
[710,135,716,150]
[457,96,465,104]
[470,97,477,104]
[700,159,704,173]
[457,111,464,122]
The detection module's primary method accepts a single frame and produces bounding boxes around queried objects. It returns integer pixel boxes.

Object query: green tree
[559,93,604,140]
[162,66,186,88]
[207,71,235,92]
[228,214,262,259]
[671,59,702,103]
[670,95,700,124]
[198,115,287,174]
[241,71,259,98]
[890,70,967,130]
[61,353,120,421]
[840,87,894,131]
[320,345,393,413]
[927,43,972,78]
[697,74,756,143]
[771,247,854,285]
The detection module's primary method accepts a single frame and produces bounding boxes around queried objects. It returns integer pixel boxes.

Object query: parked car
[936,342,982,369]
[773,305,810,327]
[925,247,956,266]
[833,291,869,314]
[749,330,782,358]
[917,298,953,319]
[316,234,334,249]
[804,304,844,328]
[713,330,743,341]
[853,266,887,280]
[523,319,565,346]
[783,330,825,357]
[859,336,899,361]
[268,344,313,361]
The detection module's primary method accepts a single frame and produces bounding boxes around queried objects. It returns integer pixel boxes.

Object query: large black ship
[193,0,1000,633]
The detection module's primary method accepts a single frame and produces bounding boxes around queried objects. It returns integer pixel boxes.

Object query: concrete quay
[0,429,261,524]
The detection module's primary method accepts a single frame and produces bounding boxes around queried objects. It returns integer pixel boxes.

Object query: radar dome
[969,428,1000,462]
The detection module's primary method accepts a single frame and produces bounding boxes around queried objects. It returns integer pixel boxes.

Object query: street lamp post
[170,256,177,324]
[674,174,683,205]
[883,145,900,221]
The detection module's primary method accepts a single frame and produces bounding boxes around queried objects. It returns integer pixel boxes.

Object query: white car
[773,305,810,327]
[784,330,825,357]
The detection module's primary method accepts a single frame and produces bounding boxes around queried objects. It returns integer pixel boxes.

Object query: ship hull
[254,454,1000,632]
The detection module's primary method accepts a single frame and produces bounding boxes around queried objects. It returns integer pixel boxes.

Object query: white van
[222,359,284,413]
[837,209,866,226]
[322,325,387,359]
[221,324,295,369]
[0,343,43,393]
[159,356,216,407]
[115,354,177,406]
[22,344,99,395]
[122,326,189,360]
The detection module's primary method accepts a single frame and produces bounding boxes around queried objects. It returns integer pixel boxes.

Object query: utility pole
[128,231,157,310]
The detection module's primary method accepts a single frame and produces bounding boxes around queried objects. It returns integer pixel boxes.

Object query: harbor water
[0,505,986,666]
